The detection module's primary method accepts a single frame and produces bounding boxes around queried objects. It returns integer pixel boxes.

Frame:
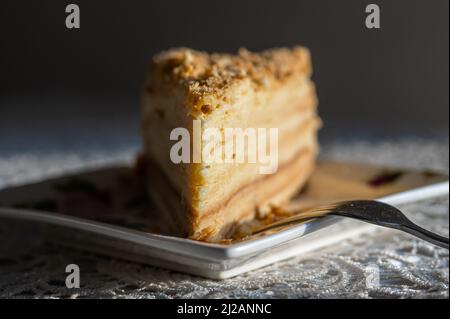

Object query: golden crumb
[145,47,312,112]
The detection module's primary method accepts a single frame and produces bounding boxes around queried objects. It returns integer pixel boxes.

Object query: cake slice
[141,47,321,242]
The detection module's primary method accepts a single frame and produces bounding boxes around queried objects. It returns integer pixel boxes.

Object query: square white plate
[0,160,448,279]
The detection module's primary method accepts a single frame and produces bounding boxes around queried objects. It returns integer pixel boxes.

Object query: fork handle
[400,222,449,249]
[330,208,449,250]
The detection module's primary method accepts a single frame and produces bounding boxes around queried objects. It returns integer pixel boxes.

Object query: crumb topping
[145,47,312,112]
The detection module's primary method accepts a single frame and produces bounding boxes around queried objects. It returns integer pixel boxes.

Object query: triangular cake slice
[141,47,321,242]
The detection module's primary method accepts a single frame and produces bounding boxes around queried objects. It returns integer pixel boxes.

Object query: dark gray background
[0,0,448,153]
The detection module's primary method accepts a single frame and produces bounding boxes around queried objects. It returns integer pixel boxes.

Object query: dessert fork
[253,200,449,249]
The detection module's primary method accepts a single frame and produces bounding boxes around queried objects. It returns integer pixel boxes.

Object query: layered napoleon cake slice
[141,47,321,242]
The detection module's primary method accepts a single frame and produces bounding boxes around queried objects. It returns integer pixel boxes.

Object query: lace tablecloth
[0,138,448,299]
